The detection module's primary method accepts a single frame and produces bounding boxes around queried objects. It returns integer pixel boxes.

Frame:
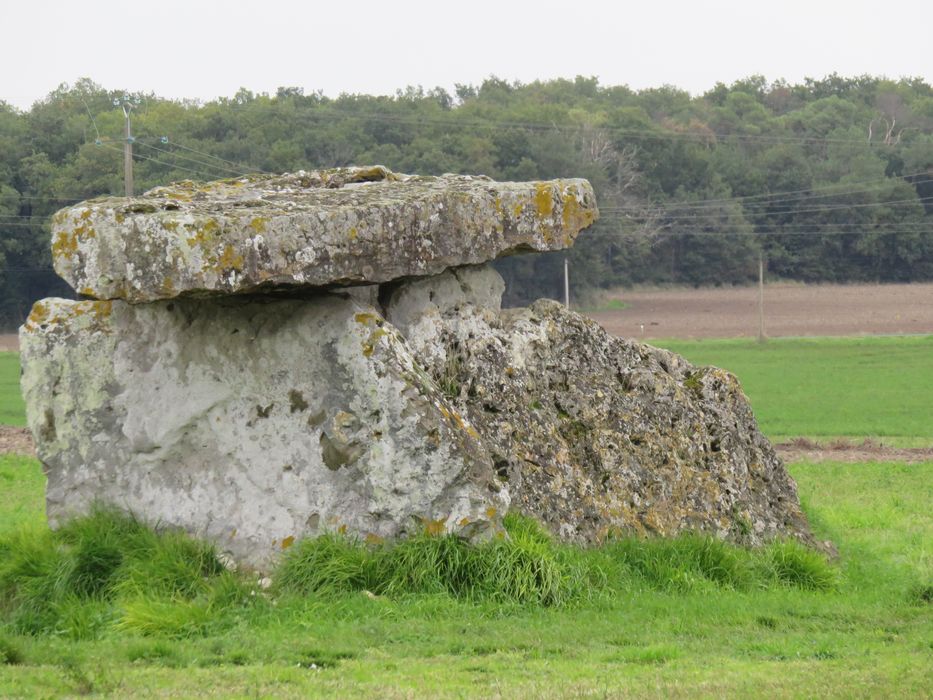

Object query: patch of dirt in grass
[0,426,35,456]
[776,437,933,464]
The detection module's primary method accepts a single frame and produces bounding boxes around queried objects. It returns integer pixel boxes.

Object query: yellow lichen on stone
[560,184,596,233]
[249,217,266,233]
[534,182,555,217]
[422,518,445,536]
[364,533,384,545]
[348,227,358,241]
[362,327,388,357]
[89,300,113,320]
[25,301,50,329]
[159,277,176,296]
[354,312,380,325]
[51,227,87,261]
[186,218,220,248]
[216,244,244,272]
[280,536,295,549]
[24,299,112,332]
[437,403,481,439]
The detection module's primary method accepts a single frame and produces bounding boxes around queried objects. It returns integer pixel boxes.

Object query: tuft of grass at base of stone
[0,635,24,665]
[0,507,253,639]
[274,512,835,606]
[0,507,838,643]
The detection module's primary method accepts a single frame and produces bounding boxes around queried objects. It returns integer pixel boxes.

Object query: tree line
[1,74,931,324]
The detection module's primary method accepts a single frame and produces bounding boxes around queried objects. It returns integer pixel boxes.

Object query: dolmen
[21,166,816,569]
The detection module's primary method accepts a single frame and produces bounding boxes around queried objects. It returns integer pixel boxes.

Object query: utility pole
[116,96,136,197]
[757,250,766,343]
[563,258,570,308]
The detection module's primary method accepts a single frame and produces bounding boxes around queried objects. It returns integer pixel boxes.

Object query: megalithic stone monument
[21,166,818,570]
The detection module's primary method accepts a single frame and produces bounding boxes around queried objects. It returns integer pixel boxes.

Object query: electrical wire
[134,142,247,178]
[97,143,225,181]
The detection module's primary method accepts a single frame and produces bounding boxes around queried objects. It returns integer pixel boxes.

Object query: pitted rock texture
[51,166,598,303]
[20,295,506,569]
[386,266,815,548]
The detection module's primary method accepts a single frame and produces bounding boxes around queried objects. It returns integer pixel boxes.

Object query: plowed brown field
[585,282,933,340]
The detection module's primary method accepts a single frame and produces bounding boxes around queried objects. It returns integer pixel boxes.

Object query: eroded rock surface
[51,166,597,302]
[386,266,815,547]
[20,295,506,568]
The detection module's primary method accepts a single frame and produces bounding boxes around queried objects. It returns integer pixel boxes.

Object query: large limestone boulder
[51,166,597,303]
[386,266,815,547]
[20,295,507,569]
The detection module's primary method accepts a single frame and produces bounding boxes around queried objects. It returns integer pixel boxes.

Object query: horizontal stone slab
[20,294,506,569]
[50,166,598,302]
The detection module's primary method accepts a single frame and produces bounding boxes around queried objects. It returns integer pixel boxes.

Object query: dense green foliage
[0,455,930,697]
[1,74,932,325]
[658,335,933,440]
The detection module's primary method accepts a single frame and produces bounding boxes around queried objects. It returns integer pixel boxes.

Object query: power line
[96,134,267,176]
[582,226,933,237]
[166,140,269,174]
[134,141,252,178]
[97,143,225,181]
[600,175,933,213]
[605,195,933,221]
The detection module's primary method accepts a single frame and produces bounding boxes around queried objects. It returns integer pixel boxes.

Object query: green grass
[0,455,44,533]
[656,335,933,440]
[0,353,24,427]
[0,455,931,697]
[0,500,834,642]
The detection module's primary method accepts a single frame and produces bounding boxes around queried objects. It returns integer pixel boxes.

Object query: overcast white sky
[3,0,931,109]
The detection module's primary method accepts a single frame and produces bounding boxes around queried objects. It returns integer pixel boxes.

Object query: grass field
[2,337,932,696]
[0,354,24,427]
[0,455,930,697]
[656,335,933,442]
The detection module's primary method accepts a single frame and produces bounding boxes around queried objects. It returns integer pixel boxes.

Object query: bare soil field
[586,282,933,340]
[773,437,933,464]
